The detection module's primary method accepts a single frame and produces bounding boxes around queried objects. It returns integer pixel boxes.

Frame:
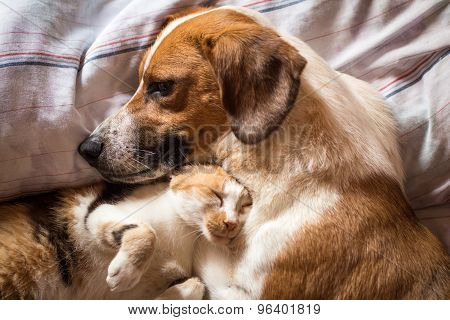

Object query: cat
[0,165,251,299]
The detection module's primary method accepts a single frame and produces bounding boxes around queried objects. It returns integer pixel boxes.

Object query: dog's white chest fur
[195,174,339,299]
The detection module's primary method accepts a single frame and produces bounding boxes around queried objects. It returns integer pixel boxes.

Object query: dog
[79,5,449,299]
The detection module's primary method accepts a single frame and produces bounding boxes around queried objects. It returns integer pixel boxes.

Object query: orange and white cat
[0,166,251,299]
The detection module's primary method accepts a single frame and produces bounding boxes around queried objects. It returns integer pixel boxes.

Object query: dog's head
[78,6,306,183]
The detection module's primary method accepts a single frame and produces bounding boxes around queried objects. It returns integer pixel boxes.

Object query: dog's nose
[78,136,103,164]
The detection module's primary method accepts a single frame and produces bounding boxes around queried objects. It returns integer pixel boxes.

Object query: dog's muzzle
[78,132,190,183]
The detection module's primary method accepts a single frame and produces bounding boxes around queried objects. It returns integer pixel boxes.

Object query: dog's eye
[147,80,174,98]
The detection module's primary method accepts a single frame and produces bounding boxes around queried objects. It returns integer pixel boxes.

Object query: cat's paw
[177,277,205,300]
[106,251,144,292]
[156,277,205,300]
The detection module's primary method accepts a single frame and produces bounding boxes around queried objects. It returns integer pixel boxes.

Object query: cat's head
[170,165,252,245]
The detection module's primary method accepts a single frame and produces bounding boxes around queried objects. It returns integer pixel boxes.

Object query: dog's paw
[106,251,144,292]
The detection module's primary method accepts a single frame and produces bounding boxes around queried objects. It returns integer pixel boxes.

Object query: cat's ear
[214,166,228,177]
[170,168,227,192]
[169,173,192,192]
[171,179,220,205]
[170,174,214,195]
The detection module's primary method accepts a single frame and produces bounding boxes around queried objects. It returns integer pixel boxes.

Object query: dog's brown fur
[6,6,449,300]
[262,174,449,299]
[88,8,307,180]
[105,7,448,299]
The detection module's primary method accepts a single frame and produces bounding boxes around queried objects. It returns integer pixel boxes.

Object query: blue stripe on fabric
[258,0,305,13]
[0,61,78,69]
[82,0,307,66]
[251,0,292,11]
[84,39,154,63]
[0,56,78,67]
[81,43,153,68]
[382,49,443,95]
[385,49,449,98]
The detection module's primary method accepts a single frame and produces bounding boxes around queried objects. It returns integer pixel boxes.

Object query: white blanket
[0,0,448,246]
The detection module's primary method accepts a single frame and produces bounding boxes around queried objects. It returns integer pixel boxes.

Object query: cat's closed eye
[239,190,252,212]
[210,189,223,207]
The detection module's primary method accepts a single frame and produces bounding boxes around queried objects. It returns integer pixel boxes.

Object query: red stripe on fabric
[101,0,267,38]
[0,48,79,56]
[90,32,158,51]
[0,167,94,184]
[0,171,98,194]
[408,157,450,180]
[76,90,134,110]
[409,189,447,201]
[111,0,224,24]
[0,41,82,51]
[305,1,411,42]
[0,51,79,61]
[400,102,449,138]
[0,31,88,42]
[89,0,267,52]
[0,103,73,115]
[0,149,76,163]
[243,0,273,7]
[102,18,164,37]
[0,92,133,162]
[356,49,440,79]
[378,52,436,91]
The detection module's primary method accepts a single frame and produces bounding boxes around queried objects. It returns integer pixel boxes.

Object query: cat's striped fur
[0,165,249,299]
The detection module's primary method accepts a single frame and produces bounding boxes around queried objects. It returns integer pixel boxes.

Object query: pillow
[1,0,448,212]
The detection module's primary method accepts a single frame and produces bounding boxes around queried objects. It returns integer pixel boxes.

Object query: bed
[0,0,448,249]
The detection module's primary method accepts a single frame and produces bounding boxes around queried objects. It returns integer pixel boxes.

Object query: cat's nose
[224,220,237,231]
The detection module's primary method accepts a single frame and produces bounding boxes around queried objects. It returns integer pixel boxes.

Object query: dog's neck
[211,82,348,192]
[213,67,402,209]
[209,37,404,226]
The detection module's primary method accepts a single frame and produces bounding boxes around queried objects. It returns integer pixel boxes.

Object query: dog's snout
[78,136,103,164]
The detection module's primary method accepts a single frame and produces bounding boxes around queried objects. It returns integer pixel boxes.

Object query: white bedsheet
[0,0,448,246]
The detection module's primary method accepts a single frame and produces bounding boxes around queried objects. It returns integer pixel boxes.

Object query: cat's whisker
[178,229,202,242]
[193,232,204,243]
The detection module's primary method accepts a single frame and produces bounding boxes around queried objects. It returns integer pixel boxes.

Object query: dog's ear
[201,25,306,144]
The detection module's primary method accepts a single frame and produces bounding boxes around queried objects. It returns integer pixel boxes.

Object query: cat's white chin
[205,233,232,246]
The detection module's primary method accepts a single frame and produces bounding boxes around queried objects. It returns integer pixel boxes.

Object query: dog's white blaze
[143,8,215,72]
[143,5,265,72]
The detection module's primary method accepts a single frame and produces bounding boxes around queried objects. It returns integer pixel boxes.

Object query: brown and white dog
[79,6,449,299]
